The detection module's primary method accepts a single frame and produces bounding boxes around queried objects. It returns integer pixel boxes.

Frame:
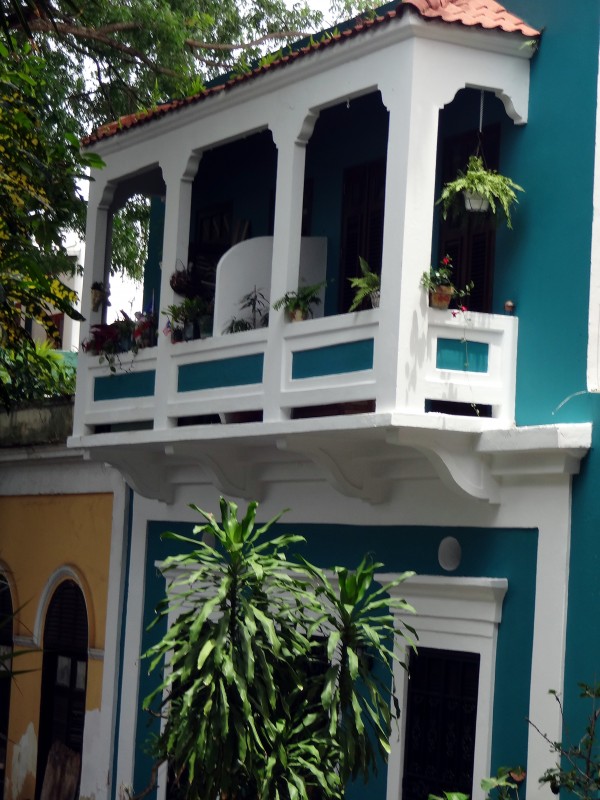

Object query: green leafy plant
[163,296,208,326]
[0,339,76,409]
[143,498,417,800]
[420,255,473,303]
[224,286,269,334]
[532,683,600,800]
[163,296,211,341]
[273,281,326,320]
[429,766,525,800]
[348,256,380,311]
[437,155,524,229]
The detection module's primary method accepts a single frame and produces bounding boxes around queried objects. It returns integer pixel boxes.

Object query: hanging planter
[91,281,110,312]
[437,90,524,229]
[463,190,490,214]
[438,155,524,229]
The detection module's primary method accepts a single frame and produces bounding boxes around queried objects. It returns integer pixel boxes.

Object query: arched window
[0,575,13,800]
[35,580,88,800]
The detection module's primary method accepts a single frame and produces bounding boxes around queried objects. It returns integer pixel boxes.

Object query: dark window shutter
[402,647,480,800]
[339,159,386,311]
[43,580,88,654]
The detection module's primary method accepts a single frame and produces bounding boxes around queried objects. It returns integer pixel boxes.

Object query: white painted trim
[83,474,130,800]
[383,576,508,800]
[587,43,600,391]
[114,493,152,794]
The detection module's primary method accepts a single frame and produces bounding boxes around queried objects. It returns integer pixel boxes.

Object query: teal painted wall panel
[133,517,537,798]
[94,370,156,401]
[292,338,374,379]
[436,339,489,373]
[178,353,264,392]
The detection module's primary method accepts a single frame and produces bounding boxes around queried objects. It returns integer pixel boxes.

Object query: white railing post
[263,111,318,422]
[154,152,201,430]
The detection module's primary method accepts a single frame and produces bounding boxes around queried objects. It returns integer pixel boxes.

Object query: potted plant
[348,256,380,311]
[163,297,210,342]
[143,498,417,800]
[223,286,269,334]
[169,262,201,299]
[133,311,158,349]
[273,281,326,321]
[91,281,110,312]
[437,155,524,229]
[82,313,136,372]
[421,255,473,309]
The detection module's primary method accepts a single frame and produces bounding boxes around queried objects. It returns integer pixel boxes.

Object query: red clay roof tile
[83,0,539,146]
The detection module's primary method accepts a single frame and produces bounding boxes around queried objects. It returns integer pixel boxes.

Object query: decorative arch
[33,566,95,650]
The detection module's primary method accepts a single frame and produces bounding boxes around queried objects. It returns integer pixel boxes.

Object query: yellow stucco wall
[0,493,113,800]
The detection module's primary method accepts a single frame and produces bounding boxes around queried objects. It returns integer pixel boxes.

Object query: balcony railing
[73,302,517,439]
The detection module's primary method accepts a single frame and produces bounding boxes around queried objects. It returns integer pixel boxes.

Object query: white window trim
[381,574,508,800]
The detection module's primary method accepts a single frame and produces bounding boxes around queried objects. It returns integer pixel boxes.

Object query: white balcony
[73,292,517,435]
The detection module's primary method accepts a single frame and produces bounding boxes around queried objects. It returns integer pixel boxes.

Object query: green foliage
[0,40,93,348]
[224,286,269,333]
[437,155,524,230]
[0,339,76,410]
[429,792,470,800]
[535,683,600,800]
[110,195,151,282]
[144,498,416,800]
[272,281,326,318]
[429,766,525,800]
[163,296,209,325]
[348,256,380,311]
[481,767,525,800]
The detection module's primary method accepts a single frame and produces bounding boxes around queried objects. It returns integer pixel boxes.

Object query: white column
[153,152,201,430]
[262,111,318,422]
[377,44,448,415]
[80,176,115,340]
[72,176,114,438]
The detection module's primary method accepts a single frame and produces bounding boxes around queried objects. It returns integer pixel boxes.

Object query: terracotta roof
[83,0,539,146]
[403,0,538,35]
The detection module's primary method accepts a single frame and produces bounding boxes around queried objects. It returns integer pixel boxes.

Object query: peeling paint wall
[0,492,113,800]
[8,722,37,800]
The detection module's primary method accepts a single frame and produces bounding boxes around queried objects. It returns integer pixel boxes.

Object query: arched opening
[0,575,13,800]
[303,91,389,314]
[35,580,88,800]
[435,89,510,313]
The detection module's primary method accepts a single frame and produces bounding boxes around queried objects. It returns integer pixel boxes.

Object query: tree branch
[185,29,311,52]
[28,18,181,77]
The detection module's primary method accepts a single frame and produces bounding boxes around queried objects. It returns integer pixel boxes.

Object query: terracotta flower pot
[429,285,454,309]
[289,308,308,322]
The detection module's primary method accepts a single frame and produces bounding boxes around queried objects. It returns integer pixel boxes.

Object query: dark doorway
[35,580,88,800]
[0,576,13,800]
[402,647,480,800]
[438,126,500,312]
